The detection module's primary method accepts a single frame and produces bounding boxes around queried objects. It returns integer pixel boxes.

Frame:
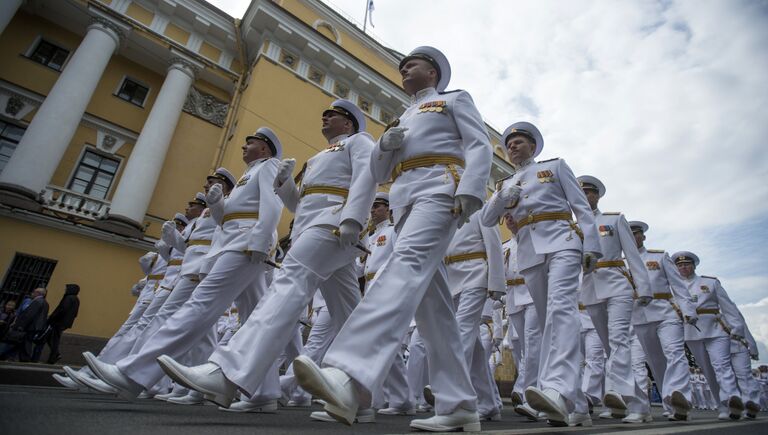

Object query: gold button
[524,195,529,199]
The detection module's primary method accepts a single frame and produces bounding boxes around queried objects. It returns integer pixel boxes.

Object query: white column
[0,16,125,198]
[105,55,201,226]
[0,0,23,36]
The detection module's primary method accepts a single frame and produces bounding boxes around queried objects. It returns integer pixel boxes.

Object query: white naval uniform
[281,291,337,404]
[631,247,696,407]
[581,210,652,412]
[208,131,376,397]
[481,157,601,412]
[116,157,282,393]
[94,253,163,365]
[406,324,429,408]
[322,86,492,415]
[365,220,412,411]
[131,208,221,369]
[503,237,541,401]
[98,253,168,364]
[683,274,742,410]
[445,212,505,416]
[730,311,761,407]
[579,306,605,405]
[115,222,197,357]
[479,299,504,412]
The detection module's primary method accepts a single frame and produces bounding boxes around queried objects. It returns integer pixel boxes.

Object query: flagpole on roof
[363,0,369,32]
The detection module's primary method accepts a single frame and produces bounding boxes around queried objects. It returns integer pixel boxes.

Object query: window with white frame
[116,77,149,107]
[0,120,26,174]
[28,39,70,71]
[67,149,120,199]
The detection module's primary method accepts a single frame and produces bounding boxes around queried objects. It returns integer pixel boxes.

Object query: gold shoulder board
[537,157,560,163]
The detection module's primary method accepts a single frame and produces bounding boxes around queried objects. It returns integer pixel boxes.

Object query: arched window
[312,20,341,44]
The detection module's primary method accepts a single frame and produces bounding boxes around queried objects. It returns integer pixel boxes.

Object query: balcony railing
[41,185,110,220]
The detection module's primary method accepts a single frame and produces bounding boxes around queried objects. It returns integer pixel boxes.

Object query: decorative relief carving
[168,56,201,78]
[5,96,24,116]
[183,87,228,127]
[89,16,126,44]
[102,134,117,150]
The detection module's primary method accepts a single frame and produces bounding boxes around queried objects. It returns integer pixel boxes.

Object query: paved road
[3,384,767,434]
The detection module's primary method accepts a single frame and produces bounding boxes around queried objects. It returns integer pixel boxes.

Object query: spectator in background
[46,284,81,364]
[0,300,18,339]
[0,288,49,361]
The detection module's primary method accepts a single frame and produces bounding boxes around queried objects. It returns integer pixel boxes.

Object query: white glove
[161,220,177,242]
[206,183,223,205]
[499,184,522,202]
[489,291,505,302]
[130,283,143,297]
[582,251,599,274]
[249,250,268,265]
[453,195,482,229]
[154,240,167,251]
[338,220,362,247]
[637,295,652,307]
[275,158,296,187]
[379,127,408,151]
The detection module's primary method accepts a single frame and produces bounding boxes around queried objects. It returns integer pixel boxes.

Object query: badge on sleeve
[236,174,250,187]
[599,224,614,237]
[645,261,660,270]
[537,170,555,183]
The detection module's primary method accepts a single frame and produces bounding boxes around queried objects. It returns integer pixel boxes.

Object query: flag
[367,0,375,28]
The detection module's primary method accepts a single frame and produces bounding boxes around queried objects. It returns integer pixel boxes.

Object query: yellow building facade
[0,0,513,342]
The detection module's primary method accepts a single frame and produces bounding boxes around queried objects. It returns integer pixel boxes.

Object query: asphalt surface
[1,384,767,435]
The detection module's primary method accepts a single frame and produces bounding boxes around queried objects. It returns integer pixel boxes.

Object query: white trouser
[131,277,202,354]
[580,328,605,405]
[479,322,502,411]
[630,333,651,413]
[587,294,646,412]
[509,303,541,398]
[323,195,476,415]
[281,306,337,402]
[634,318,692,404]
[373,351,412,409]
[96,285,156,364]
[453,287,496,415]
[209,227,361,396]
[520,249,583,412]
[687,336,740,408]
[506,315,521,371]
[732,347,761,404]
[116,251,270,392]
[406,327,429,406]
[691,379,705,408]
[278,325,304,371]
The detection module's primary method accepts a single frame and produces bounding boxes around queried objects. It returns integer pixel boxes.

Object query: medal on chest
[599,224,614,237]
[324,142,346,153]
[418,100,447,114]
[376,235,387,247]
[645,261,660,270]
[700,285,710,293]
[537,170,555,183]
[691,294,698,303]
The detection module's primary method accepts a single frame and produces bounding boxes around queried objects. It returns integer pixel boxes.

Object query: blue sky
[210,0,768,364]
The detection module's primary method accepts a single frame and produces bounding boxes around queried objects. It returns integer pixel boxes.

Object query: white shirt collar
[328,134,349,144]
[410,87,437,104]
[512,157,535,170]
